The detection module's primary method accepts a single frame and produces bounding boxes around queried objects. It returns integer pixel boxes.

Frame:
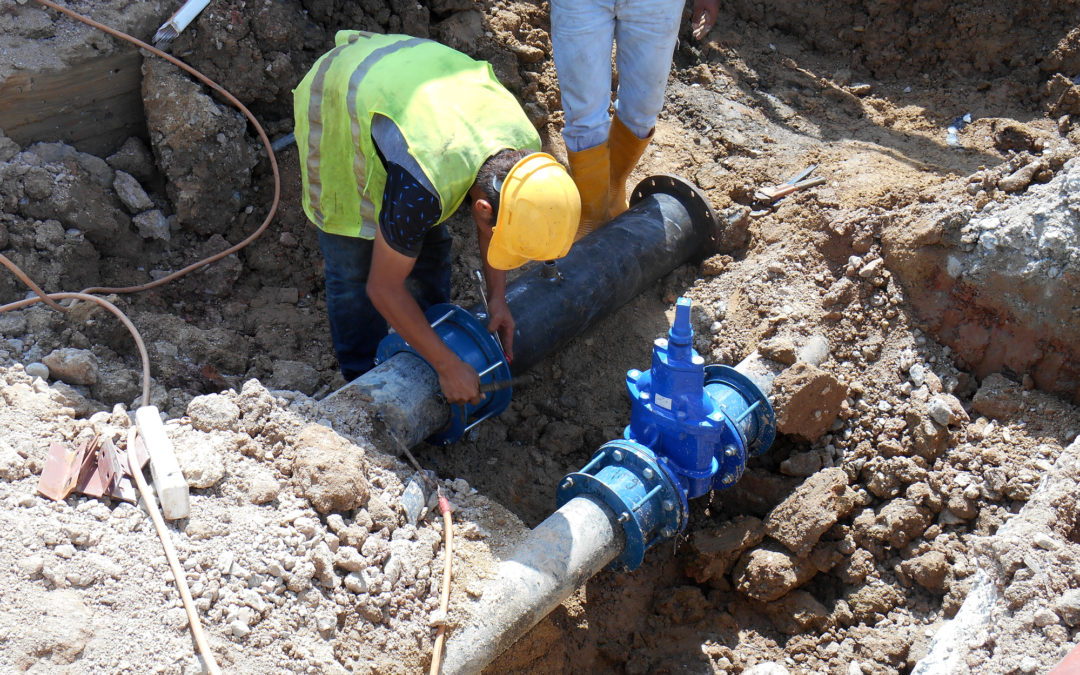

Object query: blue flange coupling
[556,439,687,572]
[375,303,512,445]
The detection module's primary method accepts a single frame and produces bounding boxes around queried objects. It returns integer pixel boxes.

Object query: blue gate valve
[375,303,512,445]
[558,296,776,571]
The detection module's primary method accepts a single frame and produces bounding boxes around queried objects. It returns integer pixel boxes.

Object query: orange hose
[429,494,454,674]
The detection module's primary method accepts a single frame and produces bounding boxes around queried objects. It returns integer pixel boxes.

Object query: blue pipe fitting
[556,439,686,572]
[375,303,512,445]
[557,296,776,571]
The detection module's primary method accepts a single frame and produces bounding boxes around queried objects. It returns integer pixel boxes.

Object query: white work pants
[551,0,684,152]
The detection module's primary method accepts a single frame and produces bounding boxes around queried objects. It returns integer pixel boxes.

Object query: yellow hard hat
[486,152,581,270]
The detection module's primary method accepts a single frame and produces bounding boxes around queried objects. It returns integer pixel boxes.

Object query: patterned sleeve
[378,162,443,257]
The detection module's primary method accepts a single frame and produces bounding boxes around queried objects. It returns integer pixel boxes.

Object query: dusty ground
[1,0,1080,673]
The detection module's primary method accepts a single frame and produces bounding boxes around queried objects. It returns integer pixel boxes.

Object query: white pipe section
[734,335,830,397]
[441,495,624,675]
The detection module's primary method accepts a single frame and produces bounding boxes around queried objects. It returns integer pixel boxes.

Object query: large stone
[42,348,98,385]
[972,372,1024,420]
[684,515,765,585]
[171,430,227,489]
[900,549,948,594]
[733,546,818,602]
[764,468,856,558]
[292,424,370,514]
[186,393,241,432]
[770,363,847,442]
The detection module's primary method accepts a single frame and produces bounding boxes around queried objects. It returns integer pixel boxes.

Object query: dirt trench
[2,0,1080,674]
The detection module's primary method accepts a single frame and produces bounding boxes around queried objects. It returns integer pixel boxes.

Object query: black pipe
[322,175,721,448]
[496,175,720,374]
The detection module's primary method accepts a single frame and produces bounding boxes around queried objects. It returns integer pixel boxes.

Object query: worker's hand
[691,0,719,40]
[437,357,483,406]
[486,296,515,363]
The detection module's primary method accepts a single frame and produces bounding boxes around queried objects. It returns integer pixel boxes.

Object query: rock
[972,373,1023,420]
[1055,589,1080,626]
[905,402,949,461]
[344,571,368,593]
[106,136,157,183]
[269,360,320,395]
[899,549,948,593]
[879,498,934,548]
[733,546,818,602]
[133,209,170,241]
[759,336,798,365]
[770,363,847,442]
[765,468,856,558]
[24,362,49,379]
[142,58,257,235]
[171,431,227,489]
[246,468,280,504]
[684,515,764,585]
[845,582,905,623]
[42,348,98,385]
[187,393,241,432]
[292,424,371,514]
[779,450,828,477]
[763,590,828,634]
[112,170,154,213]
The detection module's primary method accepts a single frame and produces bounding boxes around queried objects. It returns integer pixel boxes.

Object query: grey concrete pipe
[440,495,624,674]
[320,175,722,449]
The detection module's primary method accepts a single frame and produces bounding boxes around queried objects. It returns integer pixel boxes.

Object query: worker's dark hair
[475,148,531,221]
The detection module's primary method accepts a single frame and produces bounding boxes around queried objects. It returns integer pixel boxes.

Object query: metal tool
[473,269,506,357]
[753,165,826,204]
[479,374,532,394]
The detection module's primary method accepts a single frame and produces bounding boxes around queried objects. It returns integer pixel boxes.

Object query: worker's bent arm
[368,230,482,405]
[476,221,515,360]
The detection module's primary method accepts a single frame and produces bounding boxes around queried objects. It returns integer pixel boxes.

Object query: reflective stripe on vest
[303,34,425,236]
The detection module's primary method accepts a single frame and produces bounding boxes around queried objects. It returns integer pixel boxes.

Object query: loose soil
[1,1,1080,674]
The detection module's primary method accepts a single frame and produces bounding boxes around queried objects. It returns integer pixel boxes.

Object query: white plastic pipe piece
[441,495,624,675]
[135,406,190,520]
[154,0,212,44]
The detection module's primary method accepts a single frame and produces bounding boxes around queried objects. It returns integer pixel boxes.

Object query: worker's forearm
[369,284,459,371]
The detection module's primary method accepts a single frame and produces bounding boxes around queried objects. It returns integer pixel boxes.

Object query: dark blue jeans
[318,226,453,381]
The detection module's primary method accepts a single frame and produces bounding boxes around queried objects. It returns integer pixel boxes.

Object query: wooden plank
[0,51,146,156]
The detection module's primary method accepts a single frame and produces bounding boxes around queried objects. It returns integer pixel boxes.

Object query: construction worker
[552,0,719,239]
[294,31,580,405]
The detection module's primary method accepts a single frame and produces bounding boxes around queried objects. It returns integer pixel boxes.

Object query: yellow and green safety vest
[292,31,541,238]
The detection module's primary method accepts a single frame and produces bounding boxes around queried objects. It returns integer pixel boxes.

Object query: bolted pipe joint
[375,303,512,445]
[557,439,685,572]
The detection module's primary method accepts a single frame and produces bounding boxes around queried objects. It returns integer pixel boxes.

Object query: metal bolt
[562,477,574,490]
[662,499,674,512]
[618,512,631,523]
[724,445,738,457]
[661,527,674,538]
[612,449,624,462]
[643,468,655,480]
[722,473,734,484]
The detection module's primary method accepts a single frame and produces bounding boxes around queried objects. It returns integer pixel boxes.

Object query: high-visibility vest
[293,31,541,239]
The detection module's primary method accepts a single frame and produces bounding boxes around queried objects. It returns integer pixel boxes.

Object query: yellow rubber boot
[567,141,610,241]
[608,116,653,219]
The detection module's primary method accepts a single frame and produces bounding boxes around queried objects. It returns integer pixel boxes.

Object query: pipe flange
[376,303,511,444]
[630,174,721,252]
[704,364,776,456]
[557,440,686,572]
